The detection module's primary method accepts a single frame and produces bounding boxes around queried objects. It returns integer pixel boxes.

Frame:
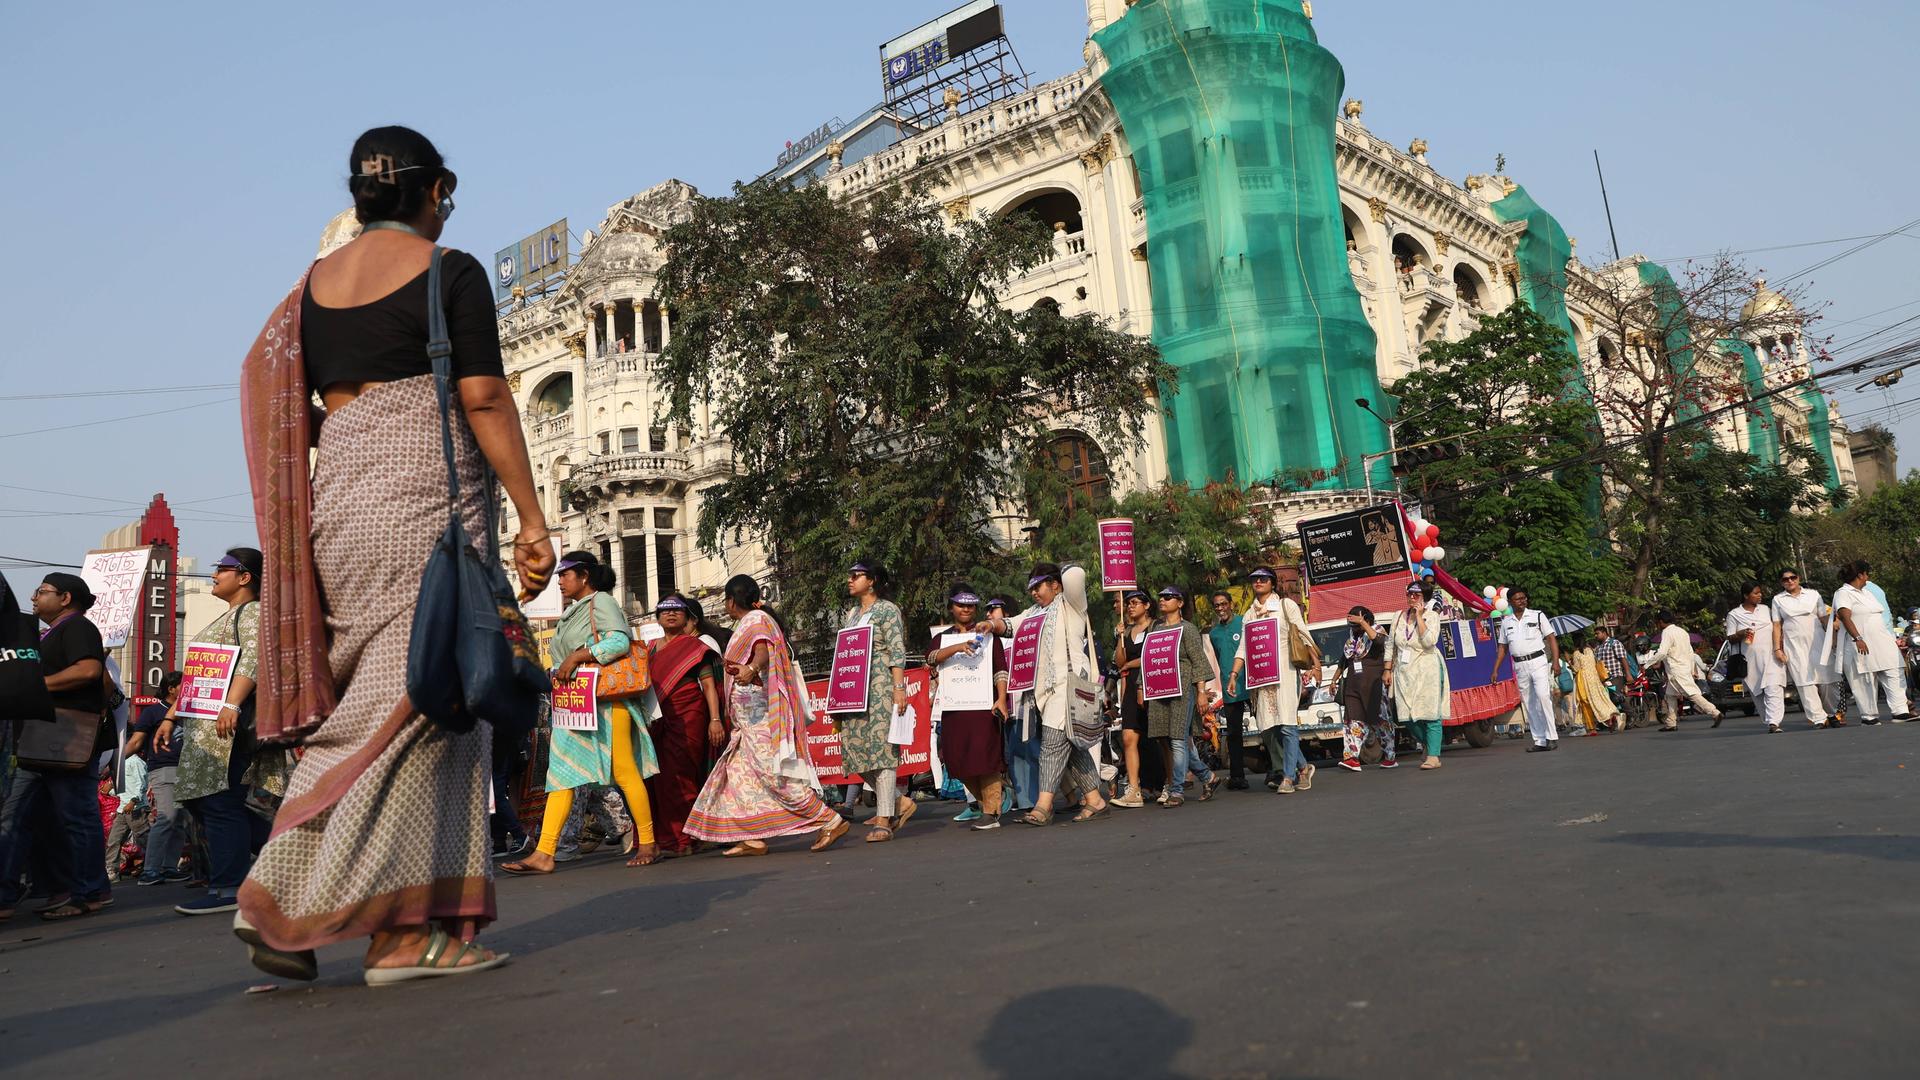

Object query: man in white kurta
[1833,567,1912,724]
[1725,589,1787,732]
[1769,570,1835,727]
[1491,589,1559,751]
[1644,612,1723,730]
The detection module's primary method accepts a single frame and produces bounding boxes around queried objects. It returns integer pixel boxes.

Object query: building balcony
[585,353,653,392]
[531,412,573,442]
[572,450,692,495]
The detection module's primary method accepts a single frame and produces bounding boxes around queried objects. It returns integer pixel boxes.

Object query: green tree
[652,179,1172,642]
[1809,469,1920,612]
[1385,302,1619,617]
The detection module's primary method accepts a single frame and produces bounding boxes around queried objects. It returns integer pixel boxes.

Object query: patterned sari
[685,610,837,843]
[236,278,494,952]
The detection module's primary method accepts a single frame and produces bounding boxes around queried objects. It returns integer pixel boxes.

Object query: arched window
[1000,188,1084,236]
[532,372,573,417]
[1391,235,1430,276]
[1452,264,1486,310]
[1047,433,1110,511]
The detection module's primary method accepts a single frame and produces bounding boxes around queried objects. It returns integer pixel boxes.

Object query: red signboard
[824,625,874,713]
[1098,518,1137,589]
[803,667,934,786]
[1243,617,1282,689]
[1141,626,1185,700]
[1005,613,1045,693]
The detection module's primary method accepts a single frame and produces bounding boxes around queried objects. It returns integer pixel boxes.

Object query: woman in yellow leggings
[503,551,660,873]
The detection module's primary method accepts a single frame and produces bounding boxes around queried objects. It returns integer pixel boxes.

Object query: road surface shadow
[1604,832,1920,862]
[0,986,231,1069]
[977,985,1196,1078]
[493,871,772,956]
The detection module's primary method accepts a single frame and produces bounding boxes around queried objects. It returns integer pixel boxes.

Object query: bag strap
[425,247,504,549]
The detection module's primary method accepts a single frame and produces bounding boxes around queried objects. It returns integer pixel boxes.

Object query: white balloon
[1430,546,1446,561]
[1482,585,1498,599]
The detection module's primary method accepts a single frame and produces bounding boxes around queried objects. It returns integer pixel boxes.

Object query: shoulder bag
[589,602,650,700]
[404,247,548,740]
[1283,601,1319,670]
[1066,611,1107,750]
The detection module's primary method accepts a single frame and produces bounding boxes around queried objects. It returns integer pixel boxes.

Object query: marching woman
[684,576,848,855]
[1770,569,1837,727]
[1108,589,1160,807]
[841,559,915,842]
[1724,583,1787,734]
[502,551,661,873]
[645,594,721,857]
[1832,562,1912,724]
[926,584,1010,830]
[985,597,1042,814]
[1335,606,1392,772]
[1145,587,1219,807]
[1383,581,1449,770]
[1229,568,1316,794]
[1010,563,1111,826]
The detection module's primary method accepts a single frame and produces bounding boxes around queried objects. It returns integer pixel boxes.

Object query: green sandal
[363,926,510,987]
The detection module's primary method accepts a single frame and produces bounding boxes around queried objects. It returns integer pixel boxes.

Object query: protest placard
[1141,626,1185,700]
[177,642,242,720]
[824,625,873,713]
[1005,614,1046,693]
[550,667,600,731]
[1098,518,1137,589]
[1243,617,1282,689]
[81,546,148,648]
[933,631,993,710]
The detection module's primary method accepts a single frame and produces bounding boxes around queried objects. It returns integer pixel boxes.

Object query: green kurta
[838,598,904,776]
[1145,620,1211,739]
[175,602,290,803]
[544,590,658,791]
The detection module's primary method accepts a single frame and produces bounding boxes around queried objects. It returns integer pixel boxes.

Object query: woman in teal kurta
[502,551,660,873]
[841,558,913,842]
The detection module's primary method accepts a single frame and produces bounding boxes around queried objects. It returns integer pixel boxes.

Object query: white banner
[81,546,148,648]
[933,631,993,710]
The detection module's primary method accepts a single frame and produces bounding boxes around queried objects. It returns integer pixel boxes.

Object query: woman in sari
[1383,581,1449,770]
[645,593,720,857]
[502,551,660,873]
[1567,633,1620,734]
[236,127,550,985]
[685,576,849,855]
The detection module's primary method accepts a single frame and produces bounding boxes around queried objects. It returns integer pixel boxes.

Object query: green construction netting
[1487,183,1589,401]
[1720,337,1780,467]
[1798,373,1841,493]
[1634,261,1702,424]
[1094,0,1389,490]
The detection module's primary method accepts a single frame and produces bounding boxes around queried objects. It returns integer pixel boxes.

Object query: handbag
[588,604,650,700]
[1283,603,1319,670]
[1067,616,1108,750]
[404,246,548,740]
[1556,662,1575,695]
[17,707,101,773]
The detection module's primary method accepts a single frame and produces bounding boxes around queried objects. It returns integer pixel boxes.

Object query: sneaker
[1276,778,1297,794]
[1227,777,1249,791]
[1892,714,1914,724]
[1338,758,1363,773]
[1862,716,1881,726]
[970,818,1002,831]
[1298,764,1316,791]
[1379,759,1399,769]
[1767,724,1782,733]
[162,868,191,883]
[1155,789,1169,806]
[491,835,532,861]
[1527,742,1552,753]
[1111,788,1145,808]
[553,845,583,863]
[135,875,165,887]
[175,893,238,916]
[953,804,983,822]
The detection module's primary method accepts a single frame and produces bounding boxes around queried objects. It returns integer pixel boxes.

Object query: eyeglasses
[1780,575,1798,583]
[30,586,56,598]
[848,571,870,581]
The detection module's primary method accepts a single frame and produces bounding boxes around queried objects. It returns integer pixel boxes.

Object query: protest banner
[933,631,993,710]
[1098,518,1137,589]
[824,625,873,713]
[1005,614,1046,693]
[81,546,148,648]
[1141,626,1185,700]
[550,667,600,731]
[519,538,565,619]
[176,642,241,720]
[804,667,934,786]
[1243,617,1282,689]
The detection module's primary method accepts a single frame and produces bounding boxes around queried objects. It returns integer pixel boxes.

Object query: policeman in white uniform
[1491,588,1560,752]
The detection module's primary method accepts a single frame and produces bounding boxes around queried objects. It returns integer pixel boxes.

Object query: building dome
[1742,278,1795,322]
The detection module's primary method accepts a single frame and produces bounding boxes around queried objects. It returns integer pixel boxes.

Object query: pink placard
[825,625,873,714]
[1005,613,1046,694]
[1141,626,1185,700]
[1243,617,1282,689]
[1098,518,1137,589]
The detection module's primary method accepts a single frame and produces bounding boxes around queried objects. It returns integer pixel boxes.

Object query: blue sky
[3,0,1915,580]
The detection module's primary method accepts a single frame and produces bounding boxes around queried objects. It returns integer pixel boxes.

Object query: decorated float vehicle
[1292,501,1520,755]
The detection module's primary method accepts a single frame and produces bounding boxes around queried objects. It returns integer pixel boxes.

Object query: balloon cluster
[1406,513,1446,577]
[1481,584,1513,618]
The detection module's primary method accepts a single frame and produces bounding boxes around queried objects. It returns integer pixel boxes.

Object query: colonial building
[495,0,1855,616]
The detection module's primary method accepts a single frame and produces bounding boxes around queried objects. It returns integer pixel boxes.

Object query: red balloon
[1425,524,1440,544]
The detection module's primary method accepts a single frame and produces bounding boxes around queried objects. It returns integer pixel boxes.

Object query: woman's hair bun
[347,125,448,225]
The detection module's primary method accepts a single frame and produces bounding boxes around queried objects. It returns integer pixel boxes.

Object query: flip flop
[721,843,768,857]
[233,913,317,982]
[363,927,509,987]
[498,859,552,876]
[38,901,88,921]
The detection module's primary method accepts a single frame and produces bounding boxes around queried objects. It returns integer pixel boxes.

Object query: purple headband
[950,591,982,606]
[1027,574,1053,590]
[656,596,692,613]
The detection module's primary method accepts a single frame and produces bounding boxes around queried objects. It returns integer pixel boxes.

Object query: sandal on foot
[721,843,769,857]
[1069,805,1112,823]
[234,913,317,982]
[811,819,851,852]
[864,826,895,843]
[38,901,89,921]
[626,843,660,867]
[892,797,918,834]
[498,858,552,876]
[1018,809,1053,827]
[363,927,508,987]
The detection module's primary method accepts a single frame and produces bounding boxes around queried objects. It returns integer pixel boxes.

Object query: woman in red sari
[645,594,720,857]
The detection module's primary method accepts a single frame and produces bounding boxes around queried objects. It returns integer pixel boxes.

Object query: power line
[0,397,235,440]
[1773,216,1920,287]
[0,383,238,402]
[1647,227,1920,266]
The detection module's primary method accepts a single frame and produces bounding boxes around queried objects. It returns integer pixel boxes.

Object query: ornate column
[611,530,629,613]
[641,517,659,615]
[658,301,670,351]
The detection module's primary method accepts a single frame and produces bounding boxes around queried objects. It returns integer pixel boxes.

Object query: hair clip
[359,154,398,184]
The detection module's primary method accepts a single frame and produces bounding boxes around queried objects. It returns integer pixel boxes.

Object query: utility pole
[1594,150,1623,263]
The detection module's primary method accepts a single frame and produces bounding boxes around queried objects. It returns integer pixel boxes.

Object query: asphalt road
[4,711,1918,1079]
